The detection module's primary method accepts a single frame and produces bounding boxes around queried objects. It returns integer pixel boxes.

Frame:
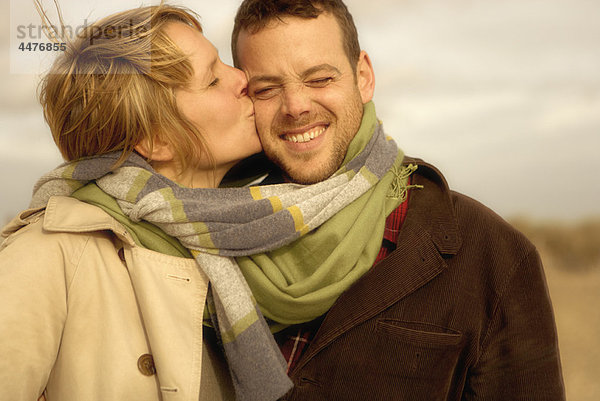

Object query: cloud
[1,0,599,220]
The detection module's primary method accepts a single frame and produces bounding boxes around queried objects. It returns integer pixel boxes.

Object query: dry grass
[511,217,600,271]
[509,217,600,401]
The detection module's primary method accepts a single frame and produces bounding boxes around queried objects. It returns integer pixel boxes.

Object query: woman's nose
[231,67,249,97]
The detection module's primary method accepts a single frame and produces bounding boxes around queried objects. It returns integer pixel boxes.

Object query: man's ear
[134,136,175,162]
[356,50,375,104]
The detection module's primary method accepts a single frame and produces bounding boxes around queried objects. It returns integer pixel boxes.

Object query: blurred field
[511,218,600,400]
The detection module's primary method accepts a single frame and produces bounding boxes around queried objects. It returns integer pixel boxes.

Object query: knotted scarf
[30,102,418,401]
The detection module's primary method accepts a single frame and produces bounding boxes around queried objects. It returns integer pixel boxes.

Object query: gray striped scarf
[30,104,412,401]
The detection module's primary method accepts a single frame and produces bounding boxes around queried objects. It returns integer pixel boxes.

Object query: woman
[0,4,288,401]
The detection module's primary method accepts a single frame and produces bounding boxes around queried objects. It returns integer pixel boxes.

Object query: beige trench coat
[0,196,234,401]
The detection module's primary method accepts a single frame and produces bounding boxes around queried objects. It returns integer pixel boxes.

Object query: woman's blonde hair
[37,2,211,171]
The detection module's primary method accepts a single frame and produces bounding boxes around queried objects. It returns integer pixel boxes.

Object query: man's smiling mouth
[282,125,328,143]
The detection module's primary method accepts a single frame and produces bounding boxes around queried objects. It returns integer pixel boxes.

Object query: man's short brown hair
[232,0,360,70]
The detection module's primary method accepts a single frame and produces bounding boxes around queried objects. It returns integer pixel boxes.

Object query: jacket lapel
[293,159,462,372]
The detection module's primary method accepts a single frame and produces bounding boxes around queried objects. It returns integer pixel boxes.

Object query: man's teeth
[284,127,326,143]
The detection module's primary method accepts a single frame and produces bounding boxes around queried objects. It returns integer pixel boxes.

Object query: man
[231,0,565,399]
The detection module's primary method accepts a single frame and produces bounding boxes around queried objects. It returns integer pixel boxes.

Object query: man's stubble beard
[265,96,364,185]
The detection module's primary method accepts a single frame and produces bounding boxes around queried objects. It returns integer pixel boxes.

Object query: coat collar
[402,157,462,255]
[1,196,136,247]
[293,157,463,373]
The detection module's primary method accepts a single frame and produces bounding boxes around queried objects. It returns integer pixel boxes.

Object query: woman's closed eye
[208,77,219,87]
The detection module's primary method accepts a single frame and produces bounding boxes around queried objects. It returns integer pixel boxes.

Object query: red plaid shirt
[275,189,411,374]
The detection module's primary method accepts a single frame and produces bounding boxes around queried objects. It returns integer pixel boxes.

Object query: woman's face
[166,23,262,186]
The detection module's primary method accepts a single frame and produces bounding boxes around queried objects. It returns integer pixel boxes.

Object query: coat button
[137,354,156,376]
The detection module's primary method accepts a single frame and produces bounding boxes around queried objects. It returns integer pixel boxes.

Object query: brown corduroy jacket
[282,158,565,401]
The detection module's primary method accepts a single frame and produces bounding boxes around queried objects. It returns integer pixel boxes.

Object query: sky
[1,0,599,223]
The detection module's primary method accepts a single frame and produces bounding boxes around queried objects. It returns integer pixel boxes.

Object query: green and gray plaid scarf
[30,102,417,401]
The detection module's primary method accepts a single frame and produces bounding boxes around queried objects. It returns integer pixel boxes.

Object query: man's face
[236,13,374,184]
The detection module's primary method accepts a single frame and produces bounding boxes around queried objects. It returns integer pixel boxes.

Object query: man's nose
[281,85,311,119]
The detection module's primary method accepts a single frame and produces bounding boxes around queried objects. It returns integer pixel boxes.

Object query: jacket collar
[403,157,462,255]
[293,157,463,373]
[1,196,136,246]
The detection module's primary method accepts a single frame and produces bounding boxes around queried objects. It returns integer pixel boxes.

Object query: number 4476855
[18,42,66,52]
